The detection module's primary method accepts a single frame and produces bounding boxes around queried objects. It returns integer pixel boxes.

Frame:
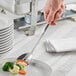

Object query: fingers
[44,0,64,25]
[58,8,63,14]
[54,12,60,21]
[44,9,50,21]
[55,4,64,21]
[51,21,56,25]
[51,4,64,23]
[61,4,64,9]
[44,4,50,21]
[49,8,62,25]
[46,10,56,25]
[44,7,63,25]
[54,8,63,21]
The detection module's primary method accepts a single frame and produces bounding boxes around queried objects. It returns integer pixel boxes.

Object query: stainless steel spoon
[17,24,49,61]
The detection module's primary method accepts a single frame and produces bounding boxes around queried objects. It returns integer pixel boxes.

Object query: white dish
[0,40,12,47]
[0,37,13,44]
[0,25,13,33]
[0,31,13,38]
[0,21,12,31]
[0,14,13,30]
[0,38,13,43]
[0,26,13,34]
[0,47,12,54]
[0,38,13,44]
[0,28,13,36]
[0,58,52,76]
[0,31,13,39]
[0,35,13,41]
[0,41,13,47]
[0,41,13,50]
[0,45,13,52]
[0,40,13,49]
[0,25,13,31]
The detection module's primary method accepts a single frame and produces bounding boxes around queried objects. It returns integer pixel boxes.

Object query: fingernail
[51,21,56,25]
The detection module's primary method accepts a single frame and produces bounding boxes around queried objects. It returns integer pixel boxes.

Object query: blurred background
[0,0,76,13]
[0,0,76,30]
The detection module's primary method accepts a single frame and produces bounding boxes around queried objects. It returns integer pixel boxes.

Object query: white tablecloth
[0,19,76,76]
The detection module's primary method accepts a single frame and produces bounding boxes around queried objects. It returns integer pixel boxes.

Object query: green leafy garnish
[2,62,14,71]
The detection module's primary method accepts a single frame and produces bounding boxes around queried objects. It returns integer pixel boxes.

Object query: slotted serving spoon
[17,24,49,61]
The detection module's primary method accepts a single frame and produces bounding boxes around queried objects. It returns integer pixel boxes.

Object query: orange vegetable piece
[19,70,27,75]
[16,60,28,65]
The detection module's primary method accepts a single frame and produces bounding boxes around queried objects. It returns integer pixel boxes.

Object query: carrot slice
[19,70,27,75]
[16,60,28,65]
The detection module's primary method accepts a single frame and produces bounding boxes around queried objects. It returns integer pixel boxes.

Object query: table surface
[0,19,76,76]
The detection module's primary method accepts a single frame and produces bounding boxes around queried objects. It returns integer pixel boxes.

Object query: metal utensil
[17,24,49,61]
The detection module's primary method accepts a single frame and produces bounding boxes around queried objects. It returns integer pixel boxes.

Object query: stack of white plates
[0,14,14,54]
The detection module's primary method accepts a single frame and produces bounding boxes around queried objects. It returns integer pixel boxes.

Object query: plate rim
[0,58,52,76]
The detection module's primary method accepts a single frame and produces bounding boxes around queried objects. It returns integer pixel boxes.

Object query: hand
[44,0,64,25]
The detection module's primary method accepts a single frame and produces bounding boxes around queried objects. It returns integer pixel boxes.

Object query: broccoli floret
[2,62,14,71]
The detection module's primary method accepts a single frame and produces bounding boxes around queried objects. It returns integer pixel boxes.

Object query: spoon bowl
[17,53,29,60]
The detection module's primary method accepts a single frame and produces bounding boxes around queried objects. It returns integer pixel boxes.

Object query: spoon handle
[23,24,49,61]
[31,24,49,54]
[18,24,49,61]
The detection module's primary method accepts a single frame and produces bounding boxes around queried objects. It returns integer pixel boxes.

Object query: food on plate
[2,62,14,71]
[16,60,28,70]
[16,60,28,65]
[9,65,20,74]
[19,70,27,75]
[2,59,28,75]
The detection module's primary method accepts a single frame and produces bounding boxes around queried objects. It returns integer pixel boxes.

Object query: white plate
[0,47,12,54]
[0,22,12,31]
[0,37,13,44]
[0,25,13,33]
[0,45,13,52]
[0,35,13,41]
[0,25,13,31]
[0,42,13,48]
[0,58,52,76]
[0,41,12,47]
[0,29,14,37]
[0,32,13,39]
[0,14,13,30]
[0,41,13,48]
[0,38,13,43]
[0,32,13,40]
[0,38,13,44]
[0,28,13,36]
[0,41,13,50]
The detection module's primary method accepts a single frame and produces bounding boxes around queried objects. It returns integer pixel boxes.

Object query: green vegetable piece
[16,64,21,70]
[2,62,14,71]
